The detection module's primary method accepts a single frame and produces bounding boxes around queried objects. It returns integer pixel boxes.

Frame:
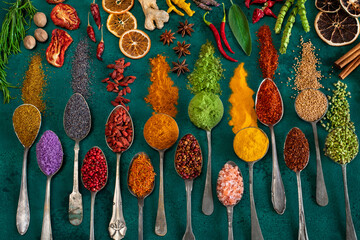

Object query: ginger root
[138,0,169,31]
[167,0,195,16]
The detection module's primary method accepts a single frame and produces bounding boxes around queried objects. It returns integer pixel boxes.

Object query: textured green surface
[1,0,360,239]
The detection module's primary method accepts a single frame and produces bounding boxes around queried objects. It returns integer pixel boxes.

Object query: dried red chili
[46,29,73,67]
[81,147,108,192]
[255,79,282,125]
[105,107,133,153]
[90,0,101,30]
[284,127,309,172]
[252,8,265,23]
[96,25,104,61]
[50,3,80,30]
[87,12,96,42]
[257,25,279,79]
[46,0,64,4]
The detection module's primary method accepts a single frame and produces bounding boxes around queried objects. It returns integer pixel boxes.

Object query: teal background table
[1,0,360,239]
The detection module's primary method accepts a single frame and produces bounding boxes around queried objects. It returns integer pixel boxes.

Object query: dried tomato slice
[46,29,73,68]
[50,3,80,30]
[47,0,65,4]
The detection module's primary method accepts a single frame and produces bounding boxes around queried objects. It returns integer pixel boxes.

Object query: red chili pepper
[267,0,275,7]
[97,25,104,61]
[220,3,235,54]
[245,0,251,8]
[87,12,96,42]
[90,0,101,30]
[251,0,267,5]
[263,7,277,18]
[203,12,237,62]
[252,8,265,23]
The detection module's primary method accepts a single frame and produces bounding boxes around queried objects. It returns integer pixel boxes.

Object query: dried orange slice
[119,29,151,59]
[102,0,134,14]
[106,12,137,38]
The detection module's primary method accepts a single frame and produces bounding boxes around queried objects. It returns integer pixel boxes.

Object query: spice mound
[13,104,41,148]
[128,153,155,198]
[233,127,269,162]
[188,92,224,131]
[144,114,179,150]
[256,79,283,125]
[36,130,63,176]
[175,134,202,179]
[64,93,91,141]
[325,127,359,165]
[105,107,133,153]
[217,163,244,206]
[295,89,327,122]
[284,127,309,172]
[81,147,108,192]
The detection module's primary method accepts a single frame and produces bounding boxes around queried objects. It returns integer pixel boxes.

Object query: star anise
[177,20,194,37]
[160,29,176,46]
[171,59,190,76]
[173,41,191,58]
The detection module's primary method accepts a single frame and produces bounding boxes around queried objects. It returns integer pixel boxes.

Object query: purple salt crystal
[36,130,63,176]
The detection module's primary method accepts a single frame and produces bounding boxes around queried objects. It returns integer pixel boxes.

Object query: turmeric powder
[145,55,179,118]
[228,63,257,134]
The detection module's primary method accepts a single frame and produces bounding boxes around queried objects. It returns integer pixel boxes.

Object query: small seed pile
[295,89,327,122]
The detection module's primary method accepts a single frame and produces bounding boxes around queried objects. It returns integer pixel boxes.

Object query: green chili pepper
[279,6,298,54]
[274,0,294,34]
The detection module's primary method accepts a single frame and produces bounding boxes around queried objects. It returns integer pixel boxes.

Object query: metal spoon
[174,134,203,240]
[295,88,328,207]
[144,113,179,236]
[64,93,91,226]
[217,161,243,240]
[81,147,108,240]
[284,128,310,240]
[255,78,286,215]
[235,127,269,240]
[127,152,155,240]
[13,104,41,235]
[105,105,134,240]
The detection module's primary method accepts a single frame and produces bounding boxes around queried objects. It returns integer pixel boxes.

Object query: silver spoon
[255,78,286,215]
[13,104,41,235]
[106,105,134,240]
[127,152,155,240]
[81,147,108,240]
[217,161,243,240]
[295,89,328,207]
[64,93,91,226]
[284,127,310,240]
[235,127,269,240]
[144,113,179,236]
[174,134,203,240]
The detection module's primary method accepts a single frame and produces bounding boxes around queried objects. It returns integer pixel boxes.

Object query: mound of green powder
[188,92,224,131]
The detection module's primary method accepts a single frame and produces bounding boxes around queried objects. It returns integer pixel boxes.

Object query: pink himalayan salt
[217,163,244,206]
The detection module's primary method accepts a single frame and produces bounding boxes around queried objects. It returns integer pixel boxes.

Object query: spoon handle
[311,122,328,207]
[16,147,30,235]
[342,165,357,240]
[202,130,213,216]
[269,125,286,215]
[108,153,127,240]
[155,150,167,236]
[69,141,83,226]
[90,192,96,240]
[138,198,144,240]
[226,206,234,240]
[296,172,309,240]
[41,177,52,240]
[249,162,264,240]
[183,180,194,240]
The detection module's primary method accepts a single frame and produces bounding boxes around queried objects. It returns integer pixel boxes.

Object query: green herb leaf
[228,3,252,56]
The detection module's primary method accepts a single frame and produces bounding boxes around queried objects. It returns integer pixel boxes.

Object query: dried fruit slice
[106,12,137,38]
[102,0,134,14]
[315,10,359,46]
[340,0,360,17]
[119,29,151,59]
[315,0,341,13]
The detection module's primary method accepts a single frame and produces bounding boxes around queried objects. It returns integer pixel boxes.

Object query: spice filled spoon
[325,126,358,240]
[188,92,224,216]
[81,147,108,240]
[217,161,244,240]
[295,89,329,206]
[174,134,203,240]
[284,128,310,240]
[64,93,92,225]
[36,130,63,240]
[233,127,269,240]
[105,105,134,240]
[13,104,41,235]
[127,152,155,240]
[255,78,286,215]
[144,113,179,236]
